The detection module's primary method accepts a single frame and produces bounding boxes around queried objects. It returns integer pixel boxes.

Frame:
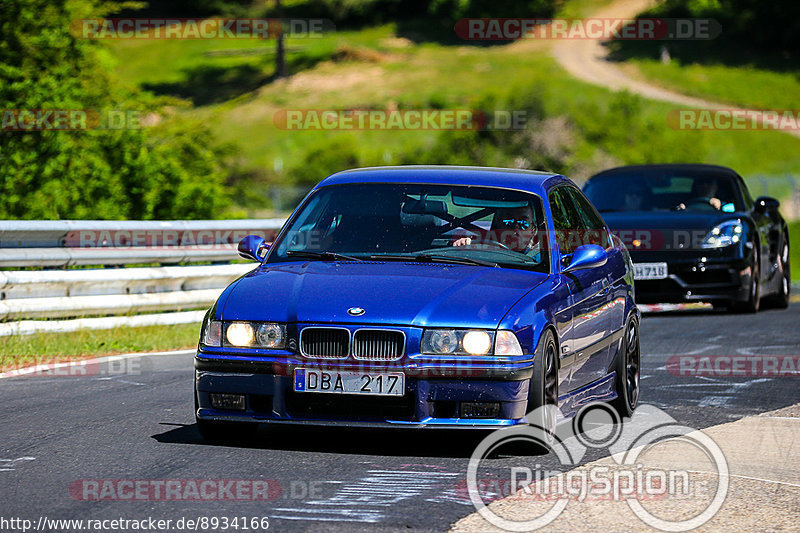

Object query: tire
[763,234,790,309]
[195,393,257,441]
[733,244,760,313]
[526,329,559,443]
[611,317,640,419]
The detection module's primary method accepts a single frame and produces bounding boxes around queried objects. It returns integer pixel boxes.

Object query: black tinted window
[584,170,744,213]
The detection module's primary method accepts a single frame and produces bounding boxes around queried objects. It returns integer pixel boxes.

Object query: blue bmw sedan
[194,166,640,439]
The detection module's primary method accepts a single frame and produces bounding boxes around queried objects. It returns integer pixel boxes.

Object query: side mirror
[238,234,268,262]
[562,244,607,273]
[755,196,779,213]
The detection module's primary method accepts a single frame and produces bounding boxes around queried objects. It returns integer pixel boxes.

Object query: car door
[566,187,628,379]
[548,186,612,392]
[740,177,780,291]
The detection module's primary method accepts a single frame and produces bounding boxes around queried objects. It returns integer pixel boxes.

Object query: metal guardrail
[0,219,285,267]
[0,219,286,336]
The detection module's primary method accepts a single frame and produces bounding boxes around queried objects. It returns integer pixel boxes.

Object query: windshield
[584,170,744,213]
[268,183,549,273]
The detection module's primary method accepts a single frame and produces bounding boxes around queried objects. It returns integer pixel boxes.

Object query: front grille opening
[432,401,458,418]
[301,328,350,358]
[249,394,273,414]
[286,391,416,421]
[352,329,405,360]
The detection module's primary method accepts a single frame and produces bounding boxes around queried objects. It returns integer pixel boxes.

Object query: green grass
[789,220,800,282]
[628,59,800,111]
[105,2,800,206]
[0,323,200,369]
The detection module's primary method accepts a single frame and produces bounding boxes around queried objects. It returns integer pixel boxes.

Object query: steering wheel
[470,238,512,251]
[673,198,713,211]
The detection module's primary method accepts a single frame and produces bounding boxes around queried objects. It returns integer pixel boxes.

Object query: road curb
[451,403,800,532]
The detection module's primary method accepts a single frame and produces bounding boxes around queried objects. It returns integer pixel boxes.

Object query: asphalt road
[2,304,799,532]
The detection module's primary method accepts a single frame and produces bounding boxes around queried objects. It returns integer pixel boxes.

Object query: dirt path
[551,0,800,139]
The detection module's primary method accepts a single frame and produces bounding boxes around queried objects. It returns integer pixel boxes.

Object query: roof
[316,165,569,194]
[588,163,741,181]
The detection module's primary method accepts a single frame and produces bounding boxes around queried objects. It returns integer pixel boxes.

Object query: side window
[548,187,584,254]
[566,187,611,248]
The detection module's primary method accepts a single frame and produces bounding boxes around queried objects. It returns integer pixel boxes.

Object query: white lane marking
[0,349,194,379]
[684,470,800,489]
[735,345,800,355]
[270,470,461,523]
[0,457,35,472]
[696,378,772,407]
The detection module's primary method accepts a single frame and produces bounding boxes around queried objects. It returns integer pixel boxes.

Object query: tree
[0,0,234,219]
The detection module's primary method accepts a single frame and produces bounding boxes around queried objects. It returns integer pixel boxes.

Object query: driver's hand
[453,237,472,247]
[709,197,721,209]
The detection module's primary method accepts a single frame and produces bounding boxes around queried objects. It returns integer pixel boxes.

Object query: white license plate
[633,262,668,280]
[293,369,405,396]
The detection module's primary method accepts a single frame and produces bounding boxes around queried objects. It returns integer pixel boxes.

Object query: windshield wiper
[369,253,498,268]
[286,250,363,262]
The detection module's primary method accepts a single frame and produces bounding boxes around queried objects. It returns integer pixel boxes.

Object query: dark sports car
[194,166,641,439]
[583,164,791,312]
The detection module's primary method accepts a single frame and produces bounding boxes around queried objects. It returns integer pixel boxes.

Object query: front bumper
[195,352,535,428]
[631,249,751,305]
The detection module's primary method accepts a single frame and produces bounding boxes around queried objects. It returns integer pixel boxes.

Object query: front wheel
[526,329,559,443]
[764,236,790,309]
[733,246,760,313]
[611,318,640,418]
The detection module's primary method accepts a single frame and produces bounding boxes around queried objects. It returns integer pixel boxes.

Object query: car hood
[601,211,743,231]
[220,261,547,328]
[601,211,746,252]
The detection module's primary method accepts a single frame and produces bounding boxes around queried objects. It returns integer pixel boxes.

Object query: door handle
[600,278,611,295]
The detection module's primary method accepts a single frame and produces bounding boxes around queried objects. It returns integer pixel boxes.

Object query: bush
[287,136,360,186]
[0,0,234,220]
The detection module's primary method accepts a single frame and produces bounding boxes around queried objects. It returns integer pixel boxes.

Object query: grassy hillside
[623,60,800,111]
[104,1,800,215]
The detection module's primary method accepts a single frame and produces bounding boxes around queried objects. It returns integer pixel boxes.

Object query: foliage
[0,0,234,220]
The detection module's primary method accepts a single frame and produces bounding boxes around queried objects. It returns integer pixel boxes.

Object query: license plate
[633,262,668,280]
[293,369,405,396]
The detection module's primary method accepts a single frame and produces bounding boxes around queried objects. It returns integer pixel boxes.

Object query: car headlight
[421,329,523,356]
[226,322,255,346]
[202,320,287,349]
[701,220,743,248]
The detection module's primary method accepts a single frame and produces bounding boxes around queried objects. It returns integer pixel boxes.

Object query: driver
[452,206,536,253]
[676,179,723,210]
